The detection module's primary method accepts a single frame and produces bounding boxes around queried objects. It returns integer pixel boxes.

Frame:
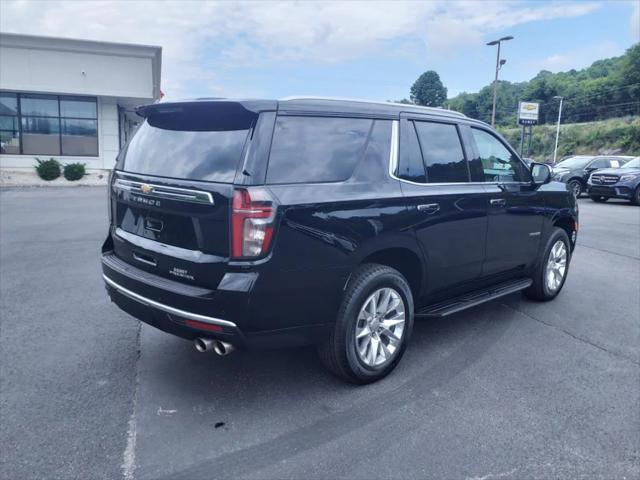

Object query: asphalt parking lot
[1,187,638,480]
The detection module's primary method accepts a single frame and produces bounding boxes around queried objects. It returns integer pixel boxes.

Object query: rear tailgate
[111,173,234,288]
[108,101,264,289]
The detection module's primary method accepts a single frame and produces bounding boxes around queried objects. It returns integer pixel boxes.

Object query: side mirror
[531,162,552,186]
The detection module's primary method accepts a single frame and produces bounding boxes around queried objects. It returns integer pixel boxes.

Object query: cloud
[535,41,625,72]
[0,0,602,97]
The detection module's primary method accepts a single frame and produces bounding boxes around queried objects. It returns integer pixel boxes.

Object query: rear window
[122,119,250,183]
[266,116,372,184]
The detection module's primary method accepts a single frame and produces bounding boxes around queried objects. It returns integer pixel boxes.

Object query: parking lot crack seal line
[576,242,640,261]
[501,303,640,367]
[122,321,142,480]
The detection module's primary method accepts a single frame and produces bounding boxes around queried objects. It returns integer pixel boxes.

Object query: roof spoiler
[135,99,276,118]
[135,99,276,132]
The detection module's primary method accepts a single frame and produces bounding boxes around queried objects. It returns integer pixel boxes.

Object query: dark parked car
[552,155,632,197]
[102,97,578,383]
[588,156,640,204]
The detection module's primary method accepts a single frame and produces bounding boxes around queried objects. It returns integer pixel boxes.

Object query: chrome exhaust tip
[213,340,235,356]
[194,338,235,355]
[194,337,215,353]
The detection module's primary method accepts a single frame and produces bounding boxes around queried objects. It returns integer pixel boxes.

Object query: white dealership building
[0,33,161,174]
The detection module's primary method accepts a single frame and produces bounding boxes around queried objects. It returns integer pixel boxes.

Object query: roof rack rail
[279,96,466,118]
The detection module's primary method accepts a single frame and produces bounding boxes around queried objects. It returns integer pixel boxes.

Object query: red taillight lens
[231,187,276,259]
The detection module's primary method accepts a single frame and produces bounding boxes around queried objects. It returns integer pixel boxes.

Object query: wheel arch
[357,247,424,299]
[552,215,577,250]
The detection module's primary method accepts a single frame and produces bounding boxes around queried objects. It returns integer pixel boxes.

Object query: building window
[0,92,98,156]
[0,93,20,154]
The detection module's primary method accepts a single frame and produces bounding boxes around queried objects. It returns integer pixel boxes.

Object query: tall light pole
[487,35,514,126]
[553,95,564,164]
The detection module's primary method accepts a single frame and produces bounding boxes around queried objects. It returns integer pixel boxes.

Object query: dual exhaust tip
[194,337,235,356]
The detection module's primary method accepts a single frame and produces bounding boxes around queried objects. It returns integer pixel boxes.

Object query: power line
[549,101,640,117]
[560,83,640,104]
[453,83,640,118]
[489,99,639,119]
[465,101,639,126]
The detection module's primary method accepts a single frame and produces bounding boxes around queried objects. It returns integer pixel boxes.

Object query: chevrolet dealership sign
[518,101,540,125]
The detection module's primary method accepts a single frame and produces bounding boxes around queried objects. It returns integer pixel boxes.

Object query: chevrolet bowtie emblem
[140,184,153,194]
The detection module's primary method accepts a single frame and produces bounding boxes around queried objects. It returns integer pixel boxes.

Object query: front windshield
[557,156,593,169]
[623,157,640,169]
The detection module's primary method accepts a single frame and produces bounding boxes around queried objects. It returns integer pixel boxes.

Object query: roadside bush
[63,162,86,181]
[35,158,61,181]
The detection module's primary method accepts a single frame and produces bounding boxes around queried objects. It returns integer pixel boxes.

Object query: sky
[1,0,638,101]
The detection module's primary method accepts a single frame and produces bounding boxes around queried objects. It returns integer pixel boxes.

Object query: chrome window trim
[388,119,532,188]
[389,120,400,179]
[103,274,237,328]
[113,178,214,204]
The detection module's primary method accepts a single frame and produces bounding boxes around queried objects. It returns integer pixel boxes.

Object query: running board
[415,278,533,318]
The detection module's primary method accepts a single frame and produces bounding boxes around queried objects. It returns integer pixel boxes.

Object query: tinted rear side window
[122,120,250,183]
[414,121,468,183]
[266,116,372,184]
[398,120,426,183]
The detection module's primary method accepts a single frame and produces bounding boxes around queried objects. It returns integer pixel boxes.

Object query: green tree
[410,71,447,107]
[445,43,640,125]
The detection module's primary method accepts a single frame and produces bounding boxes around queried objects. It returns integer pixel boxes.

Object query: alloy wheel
[569,181,582,197]
[545,240,568,293]
[354,287,406,367]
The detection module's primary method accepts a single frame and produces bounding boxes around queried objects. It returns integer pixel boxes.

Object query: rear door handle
[417,203,440,214]
[489,198,506,207]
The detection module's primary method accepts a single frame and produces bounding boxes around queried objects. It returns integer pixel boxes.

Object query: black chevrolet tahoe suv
[102,97,578,383]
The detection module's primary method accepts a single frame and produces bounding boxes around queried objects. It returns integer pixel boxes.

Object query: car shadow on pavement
[133,300,517,480]
[142,299,512,395]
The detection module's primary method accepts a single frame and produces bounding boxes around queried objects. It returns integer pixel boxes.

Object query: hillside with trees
[498,116,640,161]
[446,43,639,127]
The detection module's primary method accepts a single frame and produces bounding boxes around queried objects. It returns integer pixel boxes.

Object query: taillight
[231,187,277,259]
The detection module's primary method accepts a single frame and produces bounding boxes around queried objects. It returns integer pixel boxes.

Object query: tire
[524,228,571,301]
[590,195,608,203]
[567,179,582,198]
[318,263,414,384]
[633,186,640,206]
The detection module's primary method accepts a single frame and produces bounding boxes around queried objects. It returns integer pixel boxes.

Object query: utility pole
[553,96,563,165]
[487,36,514,127]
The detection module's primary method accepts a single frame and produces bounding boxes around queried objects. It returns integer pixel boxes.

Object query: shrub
[35,158,61,181]
[63,162,86,181]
